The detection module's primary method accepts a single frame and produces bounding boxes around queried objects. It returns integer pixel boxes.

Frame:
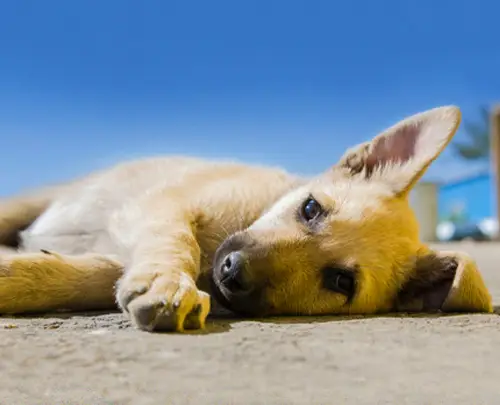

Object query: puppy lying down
[0,106,492,332]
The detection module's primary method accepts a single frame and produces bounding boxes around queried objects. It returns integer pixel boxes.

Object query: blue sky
[0,0,499,196]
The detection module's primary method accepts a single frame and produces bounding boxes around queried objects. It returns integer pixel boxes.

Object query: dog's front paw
[116,269,210,332]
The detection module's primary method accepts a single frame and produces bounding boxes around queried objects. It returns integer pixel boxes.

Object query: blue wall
[438,172,495,223]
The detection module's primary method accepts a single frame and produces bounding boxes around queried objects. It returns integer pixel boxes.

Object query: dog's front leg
[115,190,211,333]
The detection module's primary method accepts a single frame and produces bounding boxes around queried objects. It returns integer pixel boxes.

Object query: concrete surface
[1,242,500,405]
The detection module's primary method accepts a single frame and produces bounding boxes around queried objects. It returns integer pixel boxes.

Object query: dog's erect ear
[395,250,492,314]
[337,106,461,196]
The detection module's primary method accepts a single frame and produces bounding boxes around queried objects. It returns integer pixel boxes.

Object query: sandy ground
[1,242,500,405]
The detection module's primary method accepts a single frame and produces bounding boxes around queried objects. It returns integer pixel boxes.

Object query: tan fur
[0,183,68,246]
[0,250,122,312]
[0,106,493,333]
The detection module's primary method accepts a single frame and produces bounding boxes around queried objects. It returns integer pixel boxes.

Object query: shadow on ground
[2,305,498,336]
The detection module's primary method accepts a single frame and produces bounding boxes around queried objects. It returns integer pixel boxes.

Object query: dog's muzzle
[210,243,268,316]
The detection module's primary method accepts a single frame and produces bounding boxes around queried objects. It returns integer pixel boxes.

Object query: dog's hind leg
[0,250,124,314]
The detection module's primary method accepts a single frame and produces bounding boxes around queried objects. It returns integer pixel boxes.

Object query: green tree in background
[452,106,490,161]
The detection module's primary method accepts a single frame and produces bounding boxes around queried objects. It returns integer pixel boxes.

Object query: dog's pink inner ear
[338,106,461,194]
[364,123,420,175]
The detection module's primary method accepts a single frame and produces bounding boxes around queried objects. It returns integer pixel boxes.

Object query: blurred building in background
[437,170,497,241]
[438,171,493,224]
[411,171,497,242]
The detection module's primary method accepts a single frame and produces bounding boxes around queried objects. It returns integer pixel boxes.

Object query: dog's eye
[322,267,356,299]
[301,197,323,222]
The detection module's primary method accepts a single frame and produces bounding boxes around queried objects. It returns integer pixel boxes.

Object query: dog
[0,106,493,333]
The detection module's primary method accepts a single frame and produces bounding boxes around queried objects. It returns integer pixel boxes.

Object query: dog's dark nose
[220,251,251,293]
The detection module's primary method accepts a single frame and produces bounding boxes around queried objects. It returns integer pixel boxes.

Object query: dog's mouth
[209,268,268,317]
[209,272,233,309]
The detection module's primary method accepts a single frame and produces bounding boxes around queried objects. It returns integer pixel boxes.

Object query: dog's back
[3,156,300,257]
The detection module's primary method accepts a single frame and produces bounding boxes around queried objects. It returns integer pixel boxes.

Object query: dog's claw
[116,272,210,332]
[117,284,148,313]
